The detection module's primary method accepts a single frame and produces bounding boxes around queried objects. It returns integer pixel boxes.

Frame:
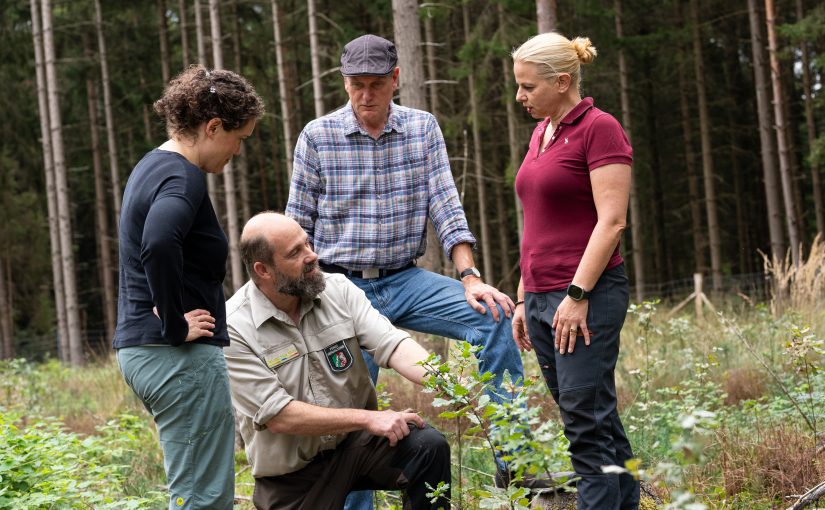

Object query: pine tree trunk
[179,0,190,66]
[31,0,69,361]
[157,0,171,84]
[94,0,122,233]
[498,4,525,245]
[615,0,644,302]
[86,76,117,343]
[765,0,800,265]
[231,0,251,223]
[747,0,785,259]
[271,0,294,180]
[424,14,439,118]
[645,81,672,285]
[462,3,493,283]
[0,259,12,359]
[494,181,514,292]
[42,0,84,364]
[690,0,723,291]
[195,0,221,221]
[535,0,557,33]
[722,32,754,274]
[796,0,823,236]
[392,0,442,274]
[209,0,244,291]
[676,29,707,275]
[307,0,324,117]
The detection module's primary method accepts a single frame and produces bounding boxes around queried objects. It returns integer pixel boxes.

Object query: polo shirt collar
[559,97,594,125]
[248,281,319,329]
[343,101,404,136]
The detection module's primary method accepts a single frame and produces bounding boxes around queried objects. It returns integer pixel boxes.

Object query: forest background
[0,0,822,361]
[0,0,824,508]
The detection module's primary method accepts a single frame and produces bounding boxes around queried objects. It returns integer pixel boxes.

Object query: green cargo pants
[117,342,235,510]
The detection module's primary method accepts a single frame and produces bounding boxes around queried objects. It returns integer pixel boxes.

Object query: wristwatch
[459,267,481,280]
[566,283,590,301]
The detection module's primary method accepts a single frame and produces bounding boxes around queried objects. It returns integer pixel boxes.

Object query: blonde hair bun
[572,37,597,64]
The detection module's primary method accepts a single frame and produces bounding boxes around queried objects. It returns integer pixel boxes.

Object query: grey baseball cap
[340,35,398,76]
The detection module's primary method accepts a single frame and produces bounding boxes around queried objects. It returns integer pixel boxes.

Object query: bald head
[240,211,303,281]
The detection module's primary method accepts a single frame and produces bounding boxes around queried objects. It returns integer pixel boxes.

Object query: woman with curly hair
[510,33,639,510]
[113,65,264,510]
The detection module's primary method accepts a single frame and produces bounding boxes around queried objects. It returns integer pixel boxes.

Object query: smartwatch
[459,267,481,280]
[566,283,590,301]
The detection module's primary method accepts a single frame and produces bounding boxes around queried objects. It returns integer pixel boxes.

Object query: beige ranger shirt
[224,273,410,478]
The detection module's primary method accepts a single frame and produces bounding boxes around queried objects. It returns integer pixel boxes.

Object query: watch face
[568,284,584,300]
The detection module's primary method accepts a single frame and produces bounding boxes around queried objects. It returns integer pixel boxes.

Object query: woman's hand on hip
[184,308,216,341]
[552,297,590,354]
[512,303,533,352]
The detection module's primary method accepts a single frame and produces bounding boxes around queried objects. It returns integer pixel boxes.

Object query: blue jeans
[116,343,235,510]
[525,264,639,510]
[350,267,524,398]
[343,267,525,510]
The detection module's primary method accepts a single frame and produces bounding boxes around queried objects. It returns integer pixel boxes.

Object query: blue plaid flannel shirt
[286,101,475,270]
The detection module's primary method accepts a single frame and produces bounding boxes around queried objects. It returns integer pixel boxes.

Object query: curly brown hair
[153,65,265,138]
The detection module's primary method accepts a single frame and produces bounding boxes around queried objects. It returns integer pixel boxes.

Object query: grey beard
[277,266,326,299]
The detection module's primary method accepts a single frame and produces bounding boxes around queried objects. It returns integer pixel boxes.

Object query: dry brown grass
[763,234,825,317]
[717,423,824,504]
[723,367,768,405]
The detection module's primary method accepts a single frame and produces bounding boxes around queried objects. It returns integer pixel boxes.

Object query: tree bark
[195,0,221,221]
[765,0,801,265]
[42,0,84,364]
[307,0,324,117]
[94,0,122,233]
[271,0,294,180]
[676,34,707,276]
[748,0,785,259]
[209,0,244,291]
[690,0,723,291]
[157,0,171,84]
[796,0,823,236]
[498,4,525,246]
[31,0,69,361]
[645,81,672,286]
[231,0,251,223]
[615,0,644,302]
[535,0,557,33]
[392,0,442,274]
[0,257,12,359]
[86,76,117,343]
[178,0,190,66]
[462,3,493,283]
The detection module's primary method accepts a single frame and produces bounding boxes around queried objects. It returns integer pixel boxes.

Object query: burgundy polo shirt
[515,97,632,293]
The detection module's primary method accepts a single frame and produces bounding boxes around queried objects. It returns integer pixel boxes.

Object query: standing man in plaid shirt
[286,33,525,508]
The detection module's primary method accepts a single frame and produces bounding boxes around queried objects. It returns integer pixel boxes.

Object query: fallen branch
[787,480,825,510]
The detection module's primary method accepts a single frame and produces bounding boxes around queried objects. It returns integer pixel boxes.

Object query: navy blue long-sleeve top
[113,149,230,348]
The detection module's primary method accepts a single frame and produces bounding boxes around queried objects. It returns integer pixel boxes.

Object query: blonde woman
[510,33,639,510]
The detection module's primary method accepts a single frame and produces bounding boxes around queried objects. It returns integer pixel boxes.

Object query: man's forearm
[450,242,477,275]
[265,400,370,436]
[387,338,430,384]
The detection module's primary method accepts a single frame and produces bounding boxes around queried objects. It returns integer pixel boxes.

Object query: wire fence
[631,272,770,303]
[8,272,777,361]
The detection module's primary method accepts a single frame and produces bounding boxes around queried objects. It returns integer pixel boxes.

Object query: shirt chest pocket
[306,322,372,410]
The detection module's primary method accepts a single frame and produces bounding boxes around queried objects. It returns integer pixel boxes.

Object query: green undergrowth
[0,296,823,509]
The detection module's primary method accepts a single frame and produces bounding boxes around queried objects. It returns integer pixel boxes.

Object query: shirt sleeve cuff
[252,392,294,431]
[368,330,409,368]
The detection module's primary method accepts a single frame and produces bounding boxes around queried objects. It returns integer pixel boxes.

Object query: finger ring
[570,328,576,333]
